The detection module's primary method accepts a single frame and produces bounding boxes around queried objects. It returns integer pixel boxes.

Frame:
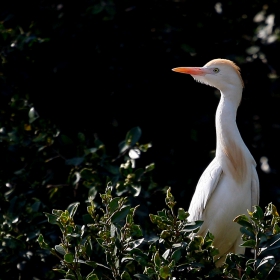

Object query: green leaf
[125,127,142,147]
[121,257,134,263]
[110,223,117,237]
[260,233,280,252]
[111,205,131,224]
[159,266,171,279]
[160,230,171,239]
[55,245,66,255]
[240,240,256,248]
[85,261,97,268]
[188,236,204,250]
[131,224,143,238]
[233,214,253,229]
[162,249,170,260]
[131,184,141,197]
[171,249,181,263]
[153,251,161,268]
[109,197,120,213]
[182,221,203,232]
[83,213,95,224]
[44,213,58,224]
[67,202,80,218]
[273,223,280,234]
[64,253,74,263]
[177,208,189,220]
[265,203,279,217]
[121,271,132,280]
[257,256,275,270]
[85,237,93,256]
[145,163,155,172]
[240,226,255,239]
[134,168,144,180]
[37,234,50,249]
[31,201,41,212]
[251,205,264,220]
[126,238,144,251]
[119,140,129,153]
[85,147,98,155]
[80,168,95,180]
[88,186,98,200]
[29,107,39,123]
[52,209,63,216]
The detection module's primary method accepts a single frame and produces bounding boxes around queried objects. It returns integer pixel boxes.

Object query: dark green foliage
[0,97,156,279]
[39,186,280,279]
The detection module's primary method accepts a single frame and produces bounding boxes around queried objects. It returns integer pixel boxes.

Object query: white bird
[172,59,259,266]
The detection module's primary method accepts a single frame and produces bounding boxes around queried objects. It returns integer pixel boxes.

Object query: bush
[39,185,280,279]
[1,98,280,279]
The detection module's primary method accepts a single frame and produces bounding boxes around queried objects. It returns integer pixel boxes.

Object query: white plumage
[172,59,259,265]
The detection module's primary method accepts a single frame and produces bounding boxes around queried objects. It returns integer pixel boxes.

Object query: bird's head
[172,59,244,92]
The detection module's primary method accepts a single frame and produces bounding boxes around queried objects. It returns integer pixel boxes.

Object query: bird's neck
[215,87,246,182]
[215,87,242,144]
[216,95,238,137]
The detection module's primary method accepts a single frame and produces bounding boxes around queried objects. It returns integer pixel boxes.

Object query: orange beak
[172,67,207,76]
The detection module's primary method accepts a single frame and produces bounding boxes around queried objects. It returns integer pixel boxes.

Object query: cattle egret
[172,59,259,265]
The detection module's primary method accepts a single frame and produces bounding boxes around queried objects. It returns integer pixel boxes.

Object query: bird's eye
[213,68,220,73]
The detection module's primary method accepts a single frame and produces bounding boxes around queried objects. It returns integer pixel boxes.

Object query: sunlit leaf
[88,186,98,200]
[67,202,80,218]
[257,255,275,270]
[145,163,155,172]
[251,205,264,220]
[233,214,253,229]
[126,238,144,251]
[37,234,50,249]
[55,245,66,255]
[28,107,39,123]
[159,266,171,279]
[153,251,161,268]
[162,249,170,260]
[182,221,203,232]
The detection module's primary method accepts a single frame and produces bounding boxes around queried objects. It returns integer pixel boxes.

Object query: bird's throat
[215,95,246,183]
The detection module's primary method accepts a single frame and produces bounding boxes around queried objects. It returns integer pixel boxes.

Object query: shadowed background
[1,0,280,278]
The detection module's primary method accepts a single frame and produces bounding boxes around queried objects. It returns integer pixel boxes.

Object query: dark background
[1,0,280,278]
[1,0,280,228]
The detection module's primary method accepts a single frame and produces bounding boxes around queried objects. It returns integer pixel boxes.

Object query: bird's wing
[188,158,223,221]
[251,165,259,207]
